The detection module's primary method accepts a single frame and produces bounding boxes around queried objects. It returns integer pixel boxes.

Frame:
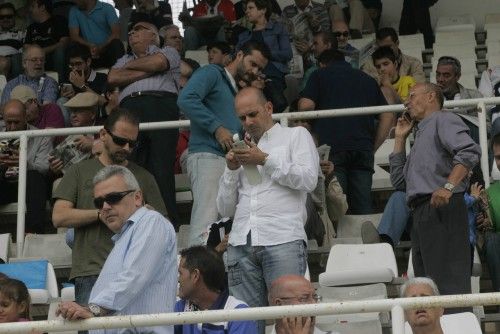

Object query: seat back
[22,234,72,269]
[337,214,383,239]
[404,312,481,334]
[0,233,11,263]
[319,244,397,286]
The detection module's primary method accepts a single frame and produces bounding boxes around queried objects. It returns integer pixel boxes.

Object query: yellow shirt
[392,76,416,102]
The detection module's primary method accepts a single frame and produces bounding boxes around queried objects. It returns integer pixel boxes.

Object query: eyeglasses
[25,57,45,63]
[26,98,37,104]
[0,14,14,20]
[334,31,349,38]
[129,24,152,35]
[93,190,135,209]
[278,294,322,303]
[105,128,137,148]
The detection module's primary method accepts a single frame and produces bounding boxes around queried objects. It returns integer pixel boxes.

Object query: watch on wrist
[80,84,88,90]
[88,304,102,317]
[443,182,455,192]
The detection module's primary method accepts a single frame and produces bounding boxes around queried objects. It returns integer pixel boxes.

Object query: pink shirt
[35,103,65,130]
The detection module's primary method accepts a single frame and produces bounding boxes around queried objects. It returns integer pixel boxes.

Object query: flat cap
[10,85,36,103]
[64,92,99,108]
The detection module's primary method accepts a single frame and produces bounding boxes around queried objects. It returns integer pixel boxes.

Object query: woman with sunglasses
[235,0,292,113]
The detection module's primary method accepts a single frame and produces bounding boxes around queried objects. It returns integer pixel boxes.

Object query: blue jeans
[187,152,226,246]
[74,275,98,334]
[484,232,500,291]
[332,150,374,214]
[377,191,411,245]
[183,26,226,50]
[227,238,307,334]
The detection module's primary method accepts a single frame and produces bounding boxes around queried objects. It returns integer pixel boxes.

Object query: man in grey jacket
[390,83,480,312]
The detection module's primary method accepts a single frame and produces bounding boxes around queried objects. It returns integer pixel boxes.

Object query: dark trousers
[399,0,435,49]
[0,170,47,233]
[332,150,374,214]
[121,94,180,227]
[92,39,125,68]
[411,192,471,313]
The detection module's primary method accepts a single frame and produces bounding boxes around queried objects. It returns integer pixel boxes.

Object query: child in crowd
[0,278,32,323]
[372,46,416,103]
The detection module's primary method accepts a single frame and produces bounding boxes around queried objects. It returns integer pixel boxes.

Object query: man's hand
[74,136,93,153]
[470,182,483,199]
[379,73,392,88]
[61,84,76,98]
[69,70,86,89]
[232,140,267,165]
[281,316,314,334]
[215,126,234,152]
[394,115,414,139]
[225,150,241,170]
[294,40,310,54]
[430,188,452,208]
[320,160,334,177]
[56,302,93,321]
[48,155,64,174]
[215,234,229,253]
[0,152,19,167]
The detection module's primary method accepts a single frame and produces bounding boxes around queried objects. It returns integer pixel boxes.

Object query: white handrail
[0,292,499,333]
[4,96,500,255]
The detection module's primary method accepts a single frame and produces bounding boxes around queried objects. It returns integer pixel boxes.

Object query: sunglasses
[334,31,349,38]
[94,190,135,209]
[105,128,137,148]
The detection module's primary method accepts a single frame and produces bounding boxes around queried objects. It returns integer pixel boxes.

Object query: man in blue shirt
[175,246,257,334]
[57,165,177,334]
[177,40,269,246]
[68,0,124,68]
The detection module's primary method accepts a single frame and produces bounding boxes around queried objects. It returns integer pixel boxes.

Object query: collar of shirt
[88,1,104,15]
[416,110,440,132]
[224,67,238,92]
[258,122,280,141]
[132,44,160,59]
[88,69,97,82]
[111,206,148,242]
[294,2,313,13]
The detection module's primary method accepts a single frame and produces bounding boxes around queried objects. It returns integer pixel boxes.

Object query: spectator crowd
[0,0,499,333]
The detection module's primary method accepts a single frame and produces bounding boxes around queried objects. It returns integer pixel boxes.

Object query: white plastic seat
[404,312,481,334]
[45,71,59,83]
[485,13,500,30]
[489,54,500,67]
[435,15,476,33]
[317,319,382,334]
[177,224,190,252]
[372,165,393,191]
[435,31,476,46]
[318,243,397,287]
[7,258,58,304]
[22,234,72,269]
[61,285,75,301]
[398,34,425,51]
[0,233,11,263]
[175,173,193,204]
[184,50,208,66]
[337,214,383,239]
[433,46,477,61]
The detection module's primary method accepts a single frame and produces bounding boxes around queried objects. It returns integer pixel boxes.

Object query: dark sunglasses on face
[334,31,349,38]
[105,128,137,148]
[94,190,135,209]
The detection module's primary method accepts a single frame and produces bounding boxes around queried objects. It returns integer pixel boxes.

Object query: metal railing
[2,96,500,256]
[1,292,500,333]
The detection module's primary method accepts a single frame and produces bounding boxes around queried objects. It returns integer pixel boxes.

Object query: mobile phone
[232,134,248,149]
[402,110,412,123]
[61,83,72,92]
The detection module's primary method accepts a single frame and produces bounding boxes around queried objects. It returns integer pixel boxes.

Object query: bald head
[235,87,274,141]
[269,275,315,305]
[3,100,27,131]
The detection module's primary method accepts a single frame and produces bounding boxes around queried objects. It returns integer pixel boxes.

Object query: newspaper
[51,135,91,173]
[340,38,376,69]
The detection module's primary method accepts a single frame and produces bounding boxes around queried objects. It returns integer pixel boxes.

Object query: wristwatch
[443,182,455,192]
[88,304,102,317]
[80,84,88,90]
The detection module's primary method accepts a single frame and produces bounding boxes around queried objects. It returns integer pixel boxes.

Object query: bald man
[0,99,52,233]
[217,87,319,334]
[332,20,355,51]
[269,275,329,334]
[391,83,480,308]
[108,21,181,227]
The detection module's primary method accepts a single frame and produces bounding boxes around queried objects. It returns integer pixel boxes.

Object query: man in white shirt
[217,87,319,334]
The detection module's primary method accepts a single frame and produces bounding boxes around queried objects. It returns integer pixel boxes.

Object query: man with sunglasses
[0,3,24,77]
[57,165,177,334]
[52,109,167,318]
[109,20,181,228]
[332,20,355,52]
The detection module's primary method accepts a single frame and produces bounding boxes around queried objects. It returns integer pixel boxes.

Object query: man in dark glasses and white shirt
[57,164,177,334]
[52,108,167,333]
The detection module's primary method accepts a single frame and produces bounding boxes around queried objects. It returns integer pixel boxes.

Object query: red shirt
[36,103,65,130]
[192,0,236,22]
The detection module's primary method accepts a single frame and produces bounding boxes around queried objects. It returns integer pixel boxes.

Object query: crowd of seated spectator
[1,0,499,332]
